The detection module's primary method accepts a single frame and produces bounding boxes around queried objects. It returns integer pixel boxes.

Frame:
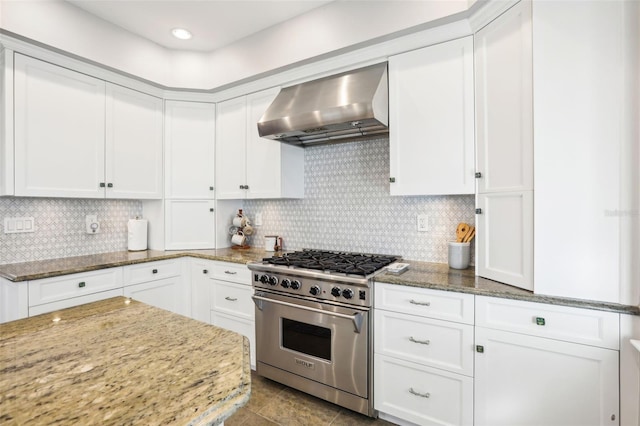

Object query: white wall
[0,0,472,90]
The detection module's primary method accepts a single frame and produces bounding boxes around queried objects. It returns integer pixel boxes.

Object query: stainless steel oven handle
[251,295,365,333]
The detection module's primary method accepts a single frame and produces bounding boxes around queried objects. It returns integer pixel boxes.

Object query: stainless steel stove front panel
[250,269,372,307]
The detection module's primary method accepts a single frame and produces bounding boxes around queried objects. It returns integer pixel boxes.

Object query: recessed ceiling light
[171,28,192,40]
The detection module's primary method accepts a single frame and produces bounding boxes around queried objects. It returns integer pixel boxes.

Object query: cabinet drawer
[210,280,254,320]
[211,311,255,369]
[123,259,182,285]
[375,354,473,426]
[375,309,474,376]
[29,289,123,316]
[208,261,251,284]
[475,296,620,349]
[375,282,474,324]
[28,268,123,307]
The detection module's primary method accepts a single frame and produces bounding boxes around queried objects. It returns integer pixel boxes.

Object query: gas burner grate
[262,249,399,276]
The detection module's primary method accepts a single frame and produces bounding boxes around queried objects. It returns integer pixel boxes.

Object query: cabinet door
[474,327,619,426]
[215,96,247,199]
[475,1,533,193]
[105,84,163,199]
[476,191,533,290]
[532,1,638,304]
[165,200,215,250]
[389,36,475,196]
[190,259,214,324]
[14,53,106,198]
[245,87,298,199]
[211,310,256,369]
[165,101,216,199]
[123,276,188,316]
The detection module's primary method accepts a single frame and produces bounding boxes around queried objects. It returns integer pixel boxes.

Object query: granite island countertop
[0,249,638,316]
[0,297,251,425]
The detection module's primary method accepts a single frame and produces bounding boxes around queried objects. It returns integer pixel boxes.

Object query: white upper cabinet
[216,87,304,200]
[475,2,533,194]
[245,88,304,199]
[474,1,534,291]
[105,83,163,199]
[13,53,163,199]
[14,53,106,198]
[532,0,639,305]
[215,96,247,199]
[389,36,475,196]
[165,101,216,199]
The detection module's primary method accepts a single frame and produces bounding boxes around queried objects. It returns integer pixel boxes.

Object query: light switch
[4,217,35,234]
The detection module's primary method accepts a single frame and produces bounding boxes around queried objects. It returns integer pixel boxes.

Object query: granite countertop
[376,260,640,316]
[0,248,269,282]
[1,249,638,316]
[0,297,250,425]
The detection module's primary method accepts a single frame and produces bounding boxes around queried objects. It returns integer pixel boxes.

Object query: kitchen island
[0,297,250,425]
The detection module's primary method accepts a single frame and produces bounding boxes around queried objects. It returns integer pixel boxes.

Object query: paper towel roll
[127,219,148,251]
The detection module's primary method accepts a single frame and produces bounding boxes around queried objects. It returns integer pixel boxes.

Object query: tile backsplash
[243,137,476,264]
[0,198,142,264]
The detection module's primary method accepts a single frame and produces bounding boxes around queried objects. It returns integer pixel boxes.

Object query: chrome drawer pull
[225,296,238,302]
[409,336,430,345]
[409,299,431,306]
[409,388,430,398]
[224,270,237,275]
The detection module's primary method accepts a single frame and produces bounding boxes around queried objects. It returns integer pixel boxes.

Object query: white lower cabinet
[474,296,620,426]
[375,355,473,426]
[208,261,255,369]
[123,259,188,316]
[374,283,474,425]
[190,258,214,324]
[28,268,123,316]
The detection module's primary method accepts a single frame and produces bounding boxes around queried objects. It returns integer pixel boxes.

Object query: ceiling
[65,0,335,52]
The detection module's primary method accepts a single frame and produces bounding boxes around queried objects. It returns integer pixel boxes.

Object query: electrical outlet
[255,213,263,226]
[417,214,429,232]
[86,214,100,234]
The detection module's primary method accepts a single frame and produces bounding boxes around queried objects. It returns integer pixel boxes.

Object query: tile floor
[225,372,395,426]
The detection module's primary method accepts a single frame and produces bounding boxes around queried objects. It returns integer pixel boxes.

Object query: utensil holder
[448,241,470,269]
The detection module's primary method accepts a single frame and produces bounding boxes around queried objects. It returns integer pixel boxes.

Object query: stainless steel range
[248,249,399,417]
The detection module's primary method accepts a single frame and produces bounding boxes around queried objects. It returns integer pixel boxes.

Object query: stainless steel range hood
[257,63,388,146]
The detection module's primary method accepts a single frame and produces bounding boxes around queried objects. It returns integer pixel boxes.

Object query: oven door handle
[251,295,365,333]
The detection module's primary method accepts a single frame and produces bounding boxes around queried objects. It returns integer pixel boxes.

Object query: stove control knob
[342,289,354,299]
[309,285,321,296]
[290,280,301,290]
[331,287,342,297]
[268,276,278,286]
[281,279,291,289]
[259,274,269,284]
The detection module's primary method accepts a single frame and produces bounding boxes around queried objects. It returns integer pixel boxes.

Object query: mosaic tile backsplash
[0,198,142,264]
[243,137,476,264]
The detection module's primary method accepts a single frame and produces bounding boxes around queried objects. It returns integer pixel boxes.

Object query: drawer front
[211,311,255,368]
[29,289,123,316]
[375,354,473,426]
[209,261,251,284]
[28,268,123,307]
[375,309,474,376]
[475,296,620,349]
[375,282,474,324]
[123,259,182,285]
[211,280,254,320]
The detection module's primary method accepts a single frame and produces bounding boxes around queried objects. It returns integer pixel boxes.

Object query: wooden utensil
[456,222,470,242]
[463,226,475,243]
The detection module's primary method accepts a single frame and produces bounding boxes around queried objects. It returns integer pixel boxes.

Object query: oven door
[253,289,369,398]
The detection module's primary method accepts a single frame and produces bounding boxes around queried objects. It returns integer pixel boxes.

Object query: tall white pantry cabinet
[163,100,217,250]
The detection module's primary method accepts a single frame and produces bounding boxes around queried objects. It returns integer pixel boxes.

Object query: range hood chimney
[257,63,388,146]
